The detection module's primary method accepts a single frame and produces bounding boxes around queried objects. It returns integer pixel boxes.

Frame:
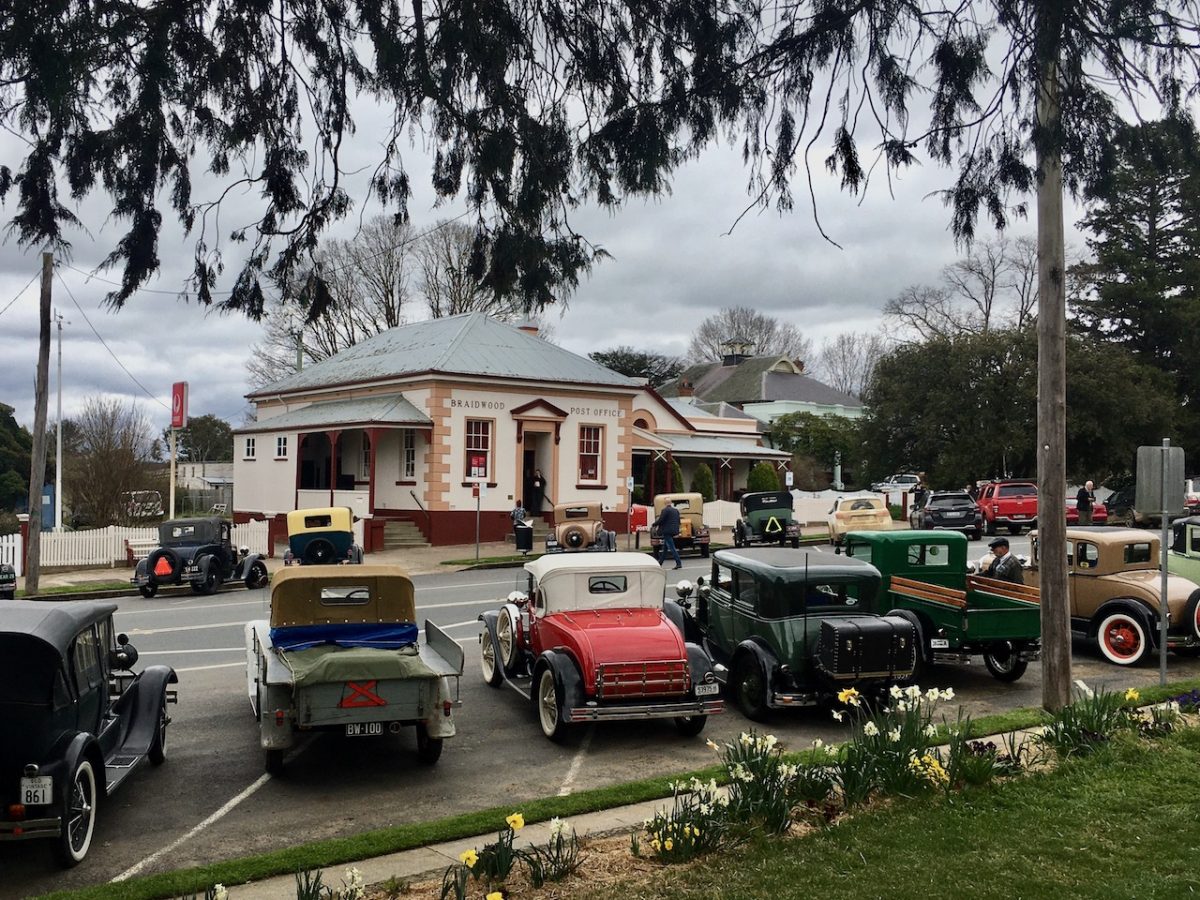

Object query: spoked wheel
[536,667,568,742]
[496,607,519,672]
[1096,612,1148,666]
[245,561,269,590]
[480,628,503,687]
[731,654,769,722]
[54,758,97,867]
[139,583,158,598]
[674,714,707,736]
[415,723,444,764]
[982,641,1028,683]
[148,688,170,764]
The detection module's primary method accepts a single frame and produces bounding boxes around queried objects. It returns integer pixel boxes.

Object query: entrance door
[523,449,536,510]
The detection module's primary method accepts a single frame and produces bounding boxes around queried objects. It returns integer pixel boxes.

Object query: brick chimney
[793,358,806,374]
[518,321,539,337]
[678,379,694,397]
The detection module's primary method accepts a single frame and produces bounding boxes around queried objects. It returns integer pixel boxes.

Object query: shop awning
[639,432,790,459]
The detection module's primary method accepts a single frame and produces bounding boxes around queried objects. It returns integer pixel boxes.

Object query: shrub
[747,462,781,492]
[1038,681,1135,758]
[691,463,716,502]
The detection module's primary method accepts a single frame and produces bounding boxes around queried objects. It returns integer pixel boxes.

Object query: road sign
[785,471,794,488]
[1136,445,1185,513]
[471,485,480,498]
[626,475,635,491]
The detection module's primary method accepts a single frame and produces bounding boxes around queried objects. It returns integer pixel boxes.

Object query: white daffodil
[832,709,845,722]
[924,724,938,738]
[904,685,922,700]
[887,728,902,742]
[213,886,229,900]
[889,684,904,699]
[940,688,955,702]
[863,721,880,737]
[811,738,824,750]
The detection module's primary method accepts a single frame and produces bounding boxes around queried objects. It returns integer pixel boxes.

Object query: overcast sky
[0,102,1082,435]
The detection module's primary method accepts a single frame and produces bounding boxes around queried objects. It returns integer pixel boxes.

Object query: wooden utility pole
[1035,47,1071,711]
[24,251,52,596]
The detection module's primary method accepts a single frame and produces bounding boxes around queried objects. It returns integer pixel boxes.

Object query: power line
[0,270,41,320]
[54,271,171,410]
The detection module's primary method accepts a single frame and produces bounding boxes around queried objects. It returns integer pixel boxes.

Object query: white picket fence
[1,520,272,571]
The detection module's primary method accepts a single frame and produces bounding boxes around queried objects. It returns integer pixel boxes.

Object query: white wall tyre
[480,629,503,687]
[537,668,568,742]
[54,758,97,867]
[1096,611,1148,666]
[496,607,519,671]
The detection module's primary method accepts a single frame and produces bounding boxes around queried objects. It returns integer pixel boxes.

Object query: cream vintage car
[545,501,616,553]
[650,492,711,558]
[827,496,892,545]
[1030,527,1200,666]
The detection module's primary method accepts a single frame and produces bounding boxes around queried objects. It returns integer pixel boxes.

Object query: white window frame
[244,436,256,459]
[465,419,491,480]
[275,436,288,458]
[403,429,416,479]
[578,425,603,483]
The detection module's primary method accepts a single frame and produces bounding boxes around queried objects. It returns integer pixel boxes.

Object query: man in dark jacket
[986,537,1024,584]
[655,503,683,569]
[1076,481,1095,525]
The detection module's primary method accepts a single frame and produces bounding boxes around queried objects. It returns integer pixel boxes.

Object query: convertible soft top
[0,600,117,653]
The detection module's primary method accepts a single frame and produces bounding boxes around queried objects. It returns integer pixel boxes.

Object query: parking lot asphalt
[7,535,1195,896]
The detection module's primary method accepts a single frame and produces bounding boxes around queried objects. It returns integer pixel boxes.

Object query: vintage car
[684,548,917,719]
[650,493,711,558]
[1029,527,1200,665]
[1065,498,1109,525]
[909,491,983,540]
[978,480,1038,535]
[1168,516,1200,584]
[733,491,800,549]
[844,531,1041,682]
[827,496,892,545]
[132,517,268,598]
[286,506,360,564]
[0,601,176,867]
[1,560,14,599]
[245,565,463,774]
[545,501,616,553]
[478,553,723,741]
[870,473,921,494]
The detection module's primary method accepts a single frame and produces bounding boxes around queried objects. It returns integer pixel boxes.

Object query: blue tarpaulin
[269,622,419,652]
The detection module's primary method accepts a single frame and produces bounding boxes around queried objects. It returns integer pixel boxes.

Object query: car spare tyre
[303,538,336,565]
[562,525,587,549]
[144,548,182,583]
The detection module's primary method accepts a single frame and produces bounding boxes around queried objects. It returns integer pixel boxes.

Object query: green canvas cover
[280,645,439,688]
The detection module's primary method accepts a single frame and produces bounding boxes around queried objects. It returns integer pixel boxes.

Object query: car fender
[110,666,178,759]
[663,599,702,645]
[731,637,778,687]
[532,649,584,715]
[1092,599,1158,643]
[53,732,108,799]
[133,558,149,583]
[235,553,265,579]
[1185,589,1200,640]
[684,641,718,688]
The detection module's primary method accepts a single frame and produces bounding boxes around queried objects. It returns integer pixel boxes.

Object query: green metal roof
[237,394,432,433]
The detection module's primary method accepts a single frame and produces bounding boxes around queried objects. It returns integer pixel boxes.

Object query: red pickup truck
[978,481,1038,535]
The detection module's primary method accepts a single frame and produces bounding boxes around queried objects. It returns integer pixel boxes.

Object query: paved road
[6,541,1195,895]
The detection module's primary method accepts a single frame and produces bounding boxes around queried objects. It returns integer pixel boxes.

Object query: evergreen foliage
[690,463,716,502]
[747,462,781,493]
[0,403,33,510]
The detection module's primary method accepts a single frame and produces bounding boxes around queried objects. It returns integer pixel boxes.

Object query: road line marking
[421,578,519,591]
[126,621,248,636]
[117,598,268,616]
[140,648,245,655]
[557,727,593,796]
[174,662,245,672]
[112,742,312,882]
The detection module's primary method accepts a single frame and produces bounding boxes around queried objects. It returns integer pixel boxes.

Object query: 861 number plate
[345,722,384,737]
[21,776,52,805]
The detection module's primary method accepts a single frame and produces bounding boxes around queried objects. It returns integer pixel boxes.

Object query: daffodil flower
[831,709,844,722]
[837,687,862,706]
[665,838,674,851]
[1125,688,1141,702]
[863,721,879,736]
[887,728,902,742]
[460,848,478,867]
[706,738,720,751]
[651,838,662,851]
[487,893,504,900]
[506,812,525,831]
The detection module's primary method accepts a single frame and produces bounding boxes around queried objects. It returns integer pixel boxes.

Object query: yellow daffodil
[459,849,478,867]
[664,838,674,851]
[487,893,505,900]
[1125,688,1141,702]
[506,812,525,831]
[651,838,662,851]
[837,687,861,706]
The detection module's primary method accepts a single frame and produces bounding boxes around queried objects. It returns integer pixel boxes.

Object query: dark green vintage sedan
[683,548,917,720]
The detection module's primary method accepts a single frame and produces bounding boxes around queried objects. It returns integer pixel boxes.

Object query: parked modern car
[733,491,800,548]
[827,496,892,545]
[1104,485,1189,527]
[479,554,723,741]
[0,601,177,866]
[978,480,1038,535]
[685,548,917,719]
[545,502,616,553]
[0,561,14,600]
[650,493,711,558]
[871,474,921,494]
[132,517,268,598]
[1029,527,1200,665]
[908,491,983,540]
[1065,498,1108,525]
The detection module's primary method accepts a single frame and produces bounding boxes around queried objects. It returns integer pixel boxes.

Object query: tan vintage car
[546,501,616,553]
[650,493,711,558]
[827,496,892,545]
[1030,527,1200,666]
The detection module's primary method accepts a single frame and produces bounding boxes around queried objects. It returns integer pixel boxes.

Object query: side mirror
[695,575,707,588]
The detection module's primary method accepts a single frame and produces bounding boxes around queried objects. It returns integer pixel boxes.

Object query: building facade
[234,314,789,546]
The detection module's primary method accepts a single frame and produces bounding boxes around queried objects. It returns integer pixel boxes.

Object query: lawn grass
[17,581,135,597]
[36,678,1200,900]
[596,727,1200,899]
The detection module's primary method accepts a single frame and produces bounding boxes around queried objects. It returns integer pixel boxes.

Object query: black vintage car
[132,517,268,598]
[733,491,801,549]
[0,601,177,866]
[1,560,14,600]
[909,491,983,540]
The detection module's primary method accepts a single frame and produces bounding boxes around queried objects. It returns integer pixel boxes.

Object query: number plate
[695,682,721,696]
[345,722,384,737]
[930,639,950,649]
[21,776,52,805]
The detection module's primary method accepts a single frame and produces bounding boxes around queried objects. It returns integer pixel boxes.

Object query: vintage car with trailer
[733,491,801,549]
[909,491,983,540]
[132,517,268,598]
[286,506,360,565]
[478,553,723,741]
[1029,527,1200,666]
[1,560,14,599]
[245,565,463,774]
[0,601,176,867]
[827,496,892,546]
[843,531,1041,682]
[650,492,711,558]
[978,480,1038,535]
[545,501,617,553]
[682,548,917,720]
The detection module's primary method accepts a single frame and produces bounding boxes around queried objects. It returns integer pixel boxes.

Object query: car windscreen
[840,499,882,512]
[998,484,1037,498]
[929,495,973,508]
[160,522,215,544]
[741,493,794,513]
[0,635,62,705]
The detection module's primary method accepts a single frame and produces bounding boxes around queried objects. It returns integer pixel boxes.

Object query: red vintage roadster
[478,553,723,741]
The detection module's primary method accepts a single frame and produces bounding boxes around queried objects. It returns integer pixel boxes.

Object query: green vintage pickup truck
[843,530,1041,682]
